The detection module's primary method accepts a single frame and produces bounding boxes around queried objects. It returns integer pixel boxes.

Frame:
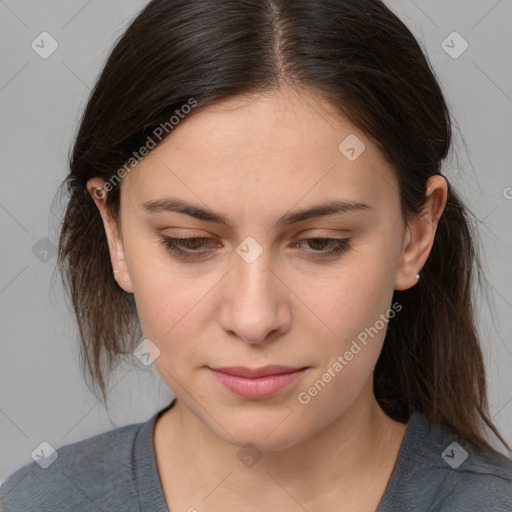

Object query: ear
[86,177,133,294]
[394,175,448,291]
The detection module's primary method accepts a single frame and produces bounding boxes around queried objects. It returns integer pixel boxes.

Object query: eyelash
[159,236,351,261]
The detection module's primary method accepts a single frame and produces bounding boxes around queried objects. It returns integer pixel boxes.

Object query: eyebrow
[140,197,371,228]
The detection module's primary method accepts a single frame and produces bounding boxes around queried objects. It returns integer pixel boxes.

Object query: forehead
[121,87,399,219]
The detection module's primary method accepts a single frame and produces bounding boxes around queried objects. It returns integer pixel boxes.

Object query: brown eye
[160,236,220,260]
[291,237,351,259]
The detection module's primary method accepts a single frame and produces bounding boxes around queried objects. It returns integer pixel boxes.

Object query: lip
[209,365,308,400]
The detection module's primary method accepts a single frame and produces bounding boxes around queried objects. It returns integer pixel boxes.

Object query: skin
[87,86,447,511]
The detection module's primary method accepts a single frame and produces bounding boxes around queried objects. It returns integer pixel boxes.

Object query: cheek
[132,273,211,389]
[290,259,397,409]
[134,271,209,338]
[126,241,194,331]
[129,260,226,382]
[295,260,396,345]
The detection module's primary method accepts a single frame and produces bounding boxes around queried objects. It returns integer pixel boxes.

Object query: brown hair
[54,0,510,456]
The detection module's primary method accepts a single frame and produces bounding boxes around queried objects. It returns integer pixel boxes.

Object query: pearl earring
[416,272,421,280]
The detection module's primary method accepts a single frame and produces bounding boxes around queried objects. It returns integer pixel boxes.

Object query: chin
[207,405,308,452]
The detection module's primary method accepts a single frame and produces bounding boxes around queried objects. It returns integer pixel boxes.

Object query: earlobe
[86,177,134,294]
[394,224,419,291]
[394,175,448,291]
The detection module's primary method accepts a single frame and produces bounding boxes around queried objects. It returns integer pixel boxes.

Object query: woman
[1,0,511,510]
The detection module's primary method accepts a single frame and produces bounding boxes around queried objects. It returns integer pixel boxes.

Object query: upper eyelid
[160,234,351,249]
[162,234,348,243]
[161,226,352,238]
[159,235,352,262]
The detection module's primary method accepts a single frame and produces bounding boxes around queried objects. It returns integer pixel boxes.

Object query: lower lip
[210,368,307,400]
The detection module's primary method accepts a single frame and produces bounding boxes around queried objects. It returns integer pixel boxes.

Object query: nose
[219,246,292,345]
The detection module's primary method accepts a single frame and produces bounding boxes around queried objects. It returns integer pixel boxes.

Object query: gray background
[1,0,511,483]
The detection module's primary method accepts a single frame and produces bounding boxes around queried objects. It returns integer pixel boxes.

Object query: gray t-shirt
[1,400,511,511]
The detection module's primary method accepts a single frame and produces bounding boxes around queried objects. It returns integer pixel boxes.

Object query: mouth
[208,365,308,400]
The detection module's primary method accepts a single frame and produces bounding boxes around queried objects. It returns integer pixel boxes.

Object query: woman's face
[89,87,440,450]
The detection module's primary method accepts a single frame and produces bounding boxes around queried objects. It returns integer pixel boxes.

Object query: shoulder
[381,411,512,511]
[436,445,512,511]
[0,420,145,512]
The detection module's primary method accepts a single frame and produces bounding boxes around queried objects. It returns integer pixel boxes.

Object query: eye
[159,236,220,260]
[291,237,351,259]
[160,235,351,261]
